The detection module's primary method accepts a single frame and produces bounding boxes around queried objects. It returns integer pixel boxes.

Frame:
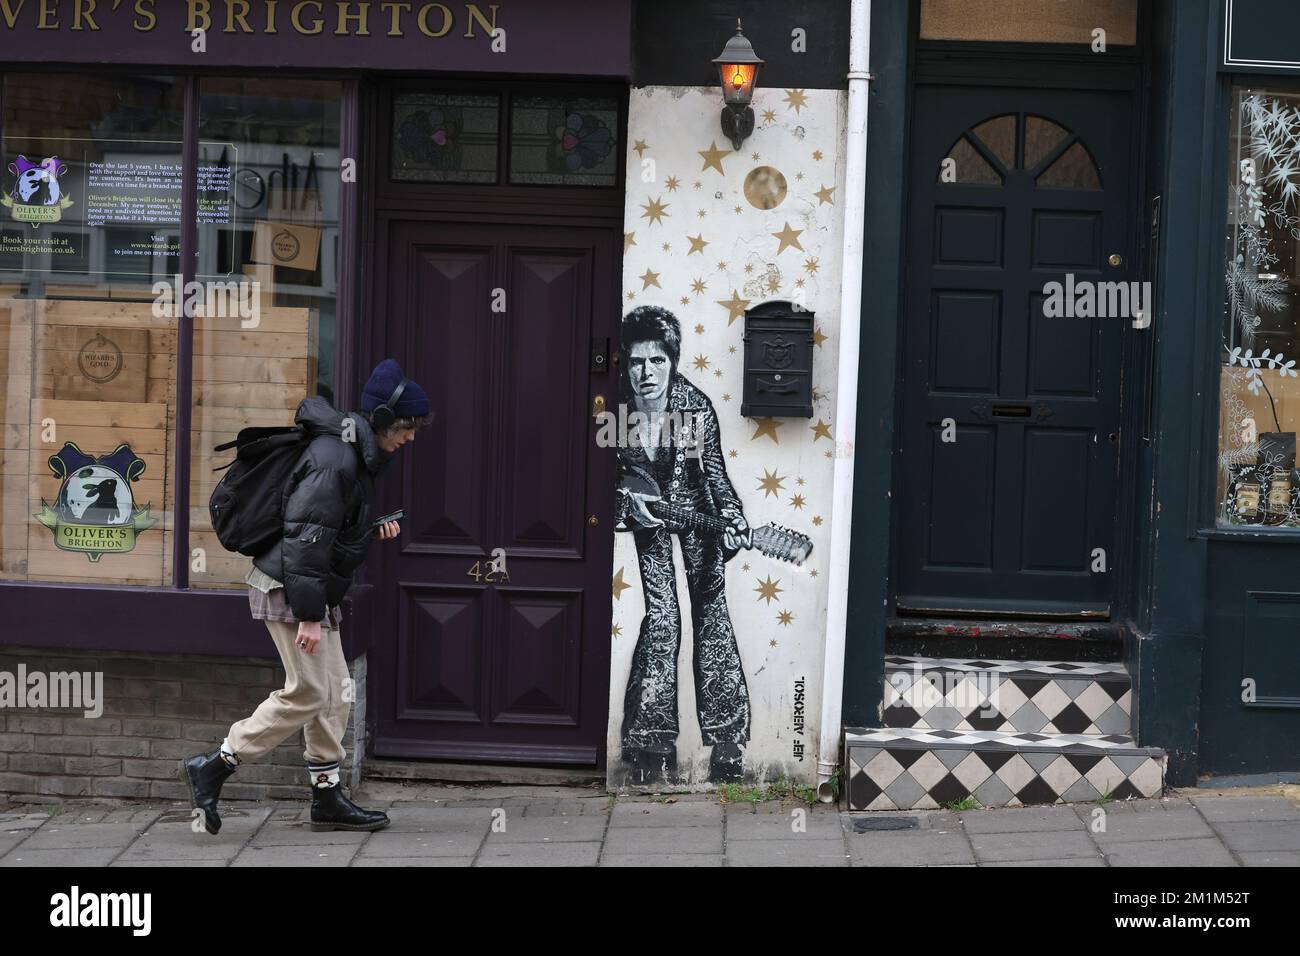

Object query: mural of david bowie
[615,304,753,784]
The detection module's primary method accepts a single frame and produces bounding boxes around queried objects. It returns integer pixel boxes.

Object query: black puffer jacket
[253,396,393,622]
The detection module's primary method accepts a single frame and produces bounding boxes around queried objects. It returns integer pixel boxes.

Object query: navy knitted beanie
[360,359,430,417]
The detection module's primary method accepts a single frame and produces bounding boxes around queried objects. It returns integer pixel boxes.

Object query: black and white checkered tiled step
[845,727,1165,810]
[882,655,1132,736]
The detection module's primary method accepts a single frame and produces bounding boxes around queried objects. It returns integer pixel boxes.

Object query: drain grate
[852,816,919,832]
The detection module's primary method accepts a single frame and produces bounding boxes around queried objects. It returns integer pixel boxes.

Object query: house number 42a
[468,547,510,583]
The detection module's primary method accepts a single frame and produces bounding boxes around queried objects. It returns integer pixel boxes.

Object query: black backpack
[209,425,313,557]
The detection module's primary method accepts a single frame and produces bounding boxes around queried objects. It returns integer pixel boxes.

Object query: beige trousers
[226,620,351,766]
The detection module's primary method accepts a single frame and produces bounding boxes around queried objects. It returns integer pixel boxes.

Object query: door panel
[897,85,1135,616]
[371,217,617,764]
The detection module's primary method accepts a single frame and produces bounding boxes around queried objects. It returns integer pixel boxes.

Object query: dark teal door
[897,86,1136,617]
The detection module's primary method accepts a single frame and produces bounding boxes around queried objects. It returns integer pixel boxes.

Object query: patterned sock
[219,737,241,769]
[307,760,340,788]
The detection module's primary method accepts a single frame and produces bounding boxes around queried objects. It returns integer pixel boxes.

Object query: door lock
[1107,253,1123,267]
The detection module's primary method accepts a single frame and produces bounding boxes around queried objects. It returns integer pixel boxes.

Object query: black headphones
[370,376,410,431]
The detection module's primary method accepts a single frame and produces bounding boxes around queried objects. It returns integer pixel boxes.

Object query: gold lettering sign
[0,0,498,39]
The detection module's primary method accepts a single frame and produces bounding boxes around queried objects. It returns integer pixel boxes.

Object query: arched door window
[938,112,1101,189]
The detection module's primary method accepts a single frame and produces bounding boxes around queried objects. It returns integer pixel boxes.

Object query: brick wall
[0,646,368,804]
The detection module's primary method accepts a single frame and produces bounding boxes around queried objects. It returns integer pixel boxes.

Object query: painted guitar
[619,463,813,567]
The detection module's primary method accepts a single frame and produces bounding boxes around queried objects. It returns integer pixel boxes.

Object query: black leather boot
[309,784,391,832]
[183,749,236,835]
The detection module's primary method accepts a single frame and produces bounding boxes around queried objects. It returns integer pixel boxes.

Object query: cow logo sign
[3,155,73,227]
[35,443,157,562]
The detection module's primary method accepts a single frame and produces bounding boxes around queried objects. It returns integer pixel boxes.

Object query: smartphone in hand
[370,508,405,530]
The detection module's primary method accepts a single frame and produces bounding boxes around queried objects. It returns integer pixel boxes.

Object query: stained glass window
[391,92,499,184]
[508,96,618,187]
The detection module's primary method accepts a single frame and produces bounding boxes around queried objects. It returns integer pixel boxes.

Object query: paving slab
[12,822,149,850]
[960,805,1089,834]
[847,829,976,867]
[2,847,123,866]
[610,801,722,827]
[484,816,607,844]
[475,841,601,866]
[353,829,484,859]
[1090,809,1215,843]
[603,825,723,855]
[599,852,724,866]
[724,809,846,841]
[1211,820,1300,853]
[726,839,850,867]
[968,828,1099,863]
[231,843,360,866]
[1103,838,1237,866]
[1190,796,1300,823]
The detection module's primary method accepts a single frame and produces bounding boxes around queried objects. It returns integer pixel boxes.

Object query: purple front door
[368,216,619,765]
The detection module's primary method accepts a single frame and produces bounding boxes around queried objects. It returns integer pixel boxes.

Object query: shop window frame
[0,66,365,651]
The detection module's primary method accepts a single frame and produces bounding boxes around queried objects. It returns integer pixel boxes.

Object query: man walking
[184,359,432,834]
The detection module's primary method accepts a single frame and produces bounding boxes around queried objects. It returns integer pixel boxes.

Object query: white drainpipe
[817,0,872,803]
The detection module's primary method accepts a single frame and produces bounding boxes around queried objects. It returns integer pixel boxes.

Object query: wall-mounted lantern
[713,19,764,152]
[741,300,814,419]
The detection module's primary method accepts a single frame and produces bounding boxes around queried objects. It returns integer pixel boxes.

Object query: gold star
[742,562,750,572]
[812,515,823,526]
[750,417,782,443]
[693,180,702,189]
[762,109,777,123]
[626,290,637,301]
[692,354,710,372]
[811,386,826,402]
[743,263,754,274]
[789,494,807,510]
[662,242,671,252]
[811,419,833,442]
[772,222,805,254]
[729,449,738,457]
[769,638,779,647]
[812,149,823,161]
[717,290,750,325]
[665,175,681,192]
[624,231,636,253]
[714,368,723,378]
[795,171,804,181]
[687,234,709,255]
[795,277,806,288]
[810,568,819,577]
[728,345,736,354]
[777,610,794,626]
[734,205,743,214]
[783,89,808,113]
[691,277,707,295]
[633,139,650,158]
[813,327,828,347]
[796,476,806,486]
[757,469,787,498]
[697,209,707,218]
[694,323,705,334]
[640,195,670,226]
[804,256,820,274]
[612,623,622,638]
[698,140,732,174]
[815,184,836,205]
[716,260,728,271]
[755,575,783,605]
[680,296,690,305]
[751,152,760,161]
[612,568,632,600]
[639,268,661,290]
[766,276,781,293]
[824,450,834,459]
[722,392,732,401]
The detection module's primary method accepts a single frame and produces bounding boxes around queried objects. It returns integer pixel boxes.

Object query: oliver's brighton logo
[2,155,73,227]
[35,443,157,562]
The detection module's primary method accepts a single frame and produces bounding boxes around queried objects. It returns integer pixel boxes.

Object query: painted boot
[708,742,744,783]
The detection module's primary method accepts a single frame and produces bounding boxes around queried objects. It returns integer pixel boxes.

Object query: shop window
[508,95,619,186]
[1218,87,1300,527]
[0,74,183,586]
[391,92,499,183]
[190,78,343,588]
[920,0,1137,45]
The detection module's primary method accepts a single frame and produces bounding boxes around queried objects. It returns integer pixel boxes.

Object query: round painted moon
[744,166,788,210]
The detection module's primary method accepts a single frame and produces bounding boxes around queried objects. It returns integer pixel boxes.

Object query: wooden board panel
[48,326,150,403]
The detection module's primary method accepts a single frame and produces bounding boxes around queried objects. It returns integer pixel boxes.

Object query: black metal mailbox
[740,300,815,418]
